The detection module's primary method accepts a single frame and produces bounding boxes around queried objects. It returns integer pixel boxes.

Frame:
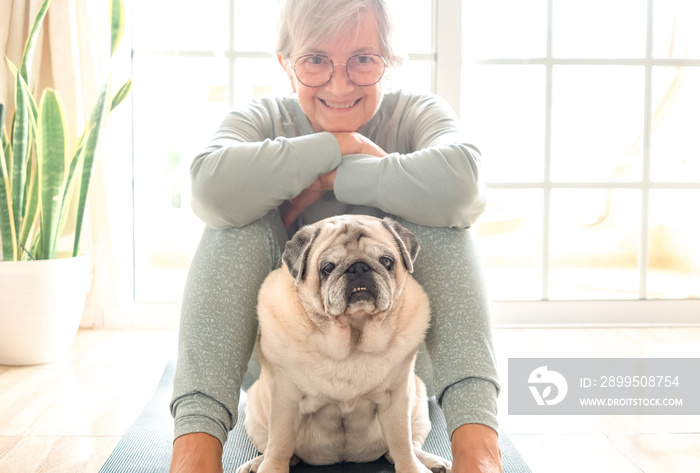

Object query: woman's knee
[191,210,288,274]
[393,220,478,267]
[392,219,488,297]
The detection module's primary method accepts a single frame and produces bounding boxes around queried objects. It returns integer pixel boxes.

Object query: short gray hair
[276,0,404,67]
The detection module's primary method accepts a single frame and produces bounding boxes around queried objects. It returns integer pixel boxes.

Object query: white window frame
[449,0,700,325]
[103,0,699,328]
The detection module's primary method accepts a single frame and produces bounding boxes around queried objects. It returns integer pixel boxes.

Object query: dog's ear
[381,218,420,273]
[283,224,320,284]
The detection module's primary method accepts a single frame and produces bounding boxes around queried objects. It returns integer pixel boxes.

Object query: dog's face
[282,216,419,319]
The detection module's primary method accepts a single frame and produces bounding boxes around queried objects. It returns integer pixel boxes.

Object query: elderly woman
[169,0,501,472]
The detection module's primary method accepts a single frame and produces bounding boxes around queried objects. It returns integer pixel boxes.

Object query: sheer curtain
[1,0,117,326]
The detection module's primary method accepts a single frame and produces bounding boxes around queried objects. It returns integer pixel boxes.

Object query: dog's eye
[321,262,335,276]
[379,257,394,270]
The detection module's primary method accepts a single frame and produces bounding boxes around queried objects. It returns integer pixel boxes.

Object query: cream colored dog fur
[236,215,451,473]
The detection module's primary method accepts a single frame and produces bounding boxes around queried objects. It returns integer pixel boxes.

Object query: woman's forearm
[190,133,341,229]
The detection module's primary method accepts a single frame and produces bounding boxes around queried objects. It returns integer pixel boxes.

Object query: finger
[282,189,327,228]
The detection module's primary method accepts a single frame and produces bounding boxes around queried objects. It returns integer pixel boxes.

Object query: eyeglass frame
[291,53,387,88]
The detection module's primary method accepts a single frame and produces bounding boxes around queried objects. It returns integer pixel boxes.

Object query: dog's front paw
[256,457,291,473]
[394,458,433,473]
[236,455,264,473]
[415,450,452,473]
[428,463,451,473]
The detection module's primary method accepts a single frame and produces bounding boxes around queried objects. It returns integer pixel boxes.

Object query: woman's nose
[324,65,355,94]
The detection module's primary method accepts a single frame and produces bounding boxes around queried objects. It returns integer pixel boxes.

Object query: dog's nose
[347,261,371,274]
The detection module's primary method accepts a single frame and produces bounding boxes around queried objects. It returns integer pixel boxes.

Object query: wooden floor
[0,330,177,473]
[0,327,698,472]
[495,327,700,473]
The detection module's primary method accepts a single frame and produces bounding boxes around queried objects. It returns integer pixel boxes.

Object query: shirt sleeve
[189,99,342,229]
[333,93,486,228]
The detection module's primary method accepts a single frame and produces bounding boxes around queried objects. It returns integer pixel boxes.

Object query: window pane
[654,0,700,59]
[462,65,545,182]
[463,0,547,59]
[551,66,644,182]
[132,0,228,51]
[389,0,433,54]
[648,190,700,299]
[234,0,278,52]
[650,67,700,182]
[233,58,293,109]
[132,56,228,301]
[549,189,640,300]
[475,189,543,301]
[553,0,647,58]
[385,60,433,95]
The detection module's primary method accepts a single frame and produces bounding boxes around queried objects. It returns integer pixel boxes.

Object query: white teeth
[323,99,357,109]
[352,287,367,293]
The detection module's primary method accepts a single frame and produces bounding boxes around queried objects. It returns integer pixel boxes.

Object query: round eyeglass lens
[346,54,386,86]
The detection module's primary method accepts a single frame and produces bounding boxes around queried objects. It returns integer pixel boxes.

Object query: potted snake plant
[0,0,131,365]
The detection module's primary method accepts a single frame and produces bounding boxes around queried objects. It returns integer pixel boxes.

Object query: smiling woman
[128,0,433,303]
[278,10,387,133]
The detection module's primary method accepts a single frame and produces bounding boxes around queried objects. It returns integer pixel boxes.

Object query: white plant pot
[0,254,91,366]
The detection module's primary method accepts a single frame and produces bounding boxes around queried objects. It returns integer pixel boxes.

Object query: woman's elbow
[190,183,229,229]
[454,145,486,225]
[436,176,486,228]
[189,174,244,229]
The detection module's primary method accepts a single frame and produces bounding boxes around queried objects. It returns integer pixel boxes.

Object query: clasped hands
[281,131,387,228]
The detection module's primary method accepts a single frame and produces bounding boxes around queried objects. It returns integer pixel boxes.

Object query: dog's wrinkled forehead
[340,223,367,246]
[327,220,374,249]
[282,216,419,284]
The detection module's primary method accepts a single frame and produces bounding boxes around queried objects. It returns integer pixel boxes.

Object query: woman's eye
[321,262,335,275]
[356,55,372,64]
[379,257,394,270]
[306,55,325,65]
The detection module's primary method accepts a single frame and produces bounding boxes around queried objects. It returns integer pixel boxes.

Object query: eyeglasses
[292,53,387,87]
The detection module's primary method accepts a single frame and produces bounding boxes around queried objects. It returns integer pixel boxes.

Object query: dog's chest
[292,348,399,404]
[295,395,388,464]
[298,389,388,416]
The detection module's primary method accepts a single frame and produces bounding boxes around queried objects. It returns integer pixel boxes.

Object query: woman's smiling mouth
[320,98,361,109]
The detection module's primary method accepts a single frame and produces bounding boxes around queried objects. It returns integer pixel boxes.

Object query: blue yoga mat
[99,361,531,472]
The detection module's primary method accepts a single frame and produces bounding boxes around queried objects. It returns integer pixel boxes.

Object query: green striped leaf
[11,67,31,241]
[19,156,40,255]
[110,0,125,57]
[19,0,52,84]
[73,78,111,257]
[110,79,132,112]
[0,142,17,260]
[5,59,39,248]
[10,63,41,256]
[1,104,8,161]
[57,127,90,241]
[37,89,68,260]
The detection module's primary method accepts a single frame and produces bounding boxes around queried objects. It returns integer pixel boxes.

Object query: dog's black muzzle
[345,261,378,303]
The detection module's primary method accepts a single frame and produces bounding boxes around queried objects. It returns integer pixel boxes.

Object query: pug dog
[236,215,451,473]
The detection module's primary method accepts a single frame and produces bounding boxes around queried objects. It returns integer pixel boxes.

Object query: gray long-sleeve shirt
[190,90,486,230]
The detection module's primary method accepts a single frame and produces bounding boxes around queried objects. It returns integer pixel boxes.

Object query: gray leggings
[171,210,499,447]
